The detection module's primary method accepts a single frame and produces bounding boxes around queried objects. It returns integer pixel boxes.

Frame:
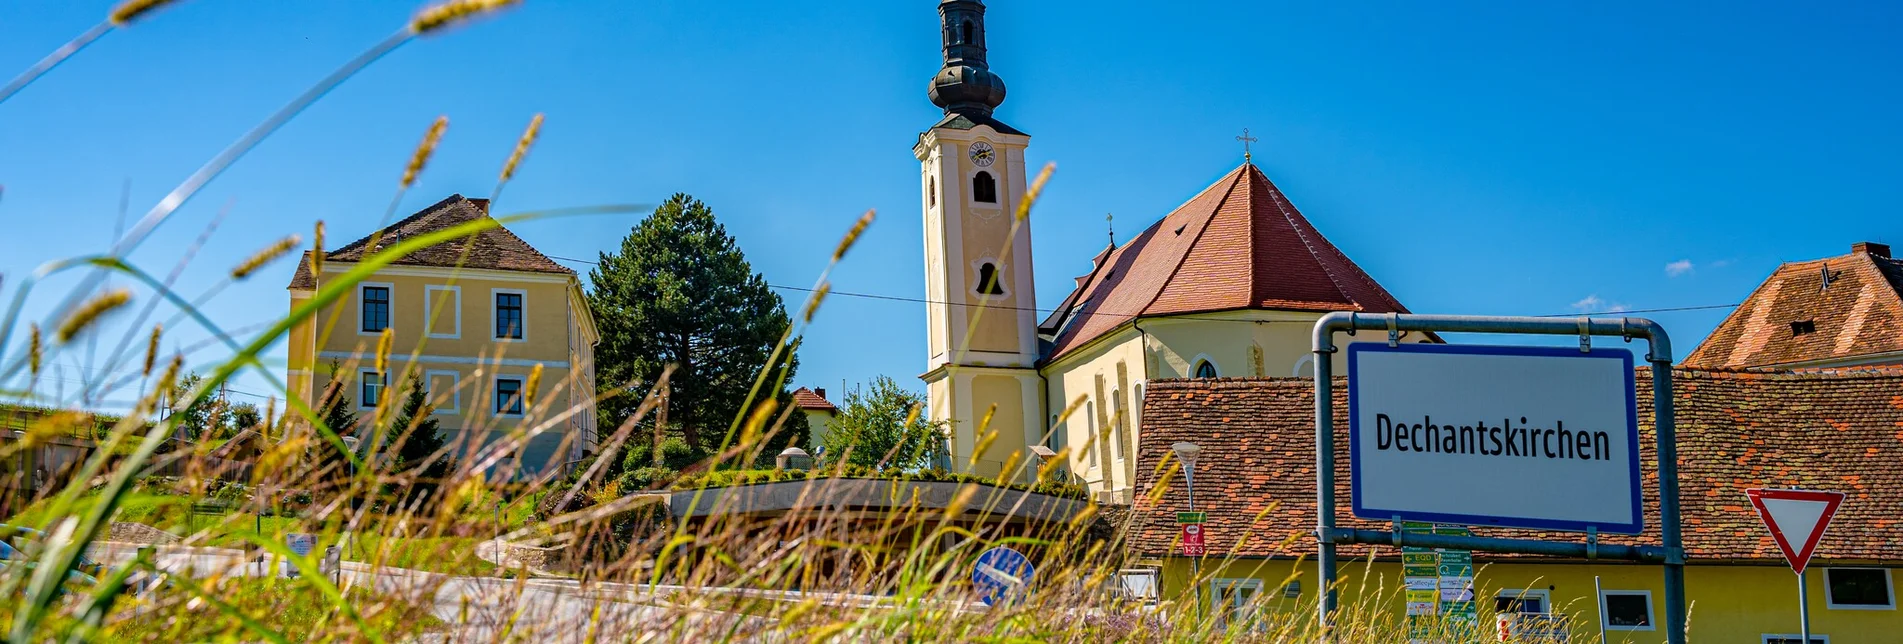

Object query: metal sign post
[1311,313,1685,644]
[1745,487,1845,644]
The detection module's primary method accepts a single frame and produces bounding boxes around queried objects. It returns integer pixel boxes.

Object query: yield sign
[1746,488,1845,574]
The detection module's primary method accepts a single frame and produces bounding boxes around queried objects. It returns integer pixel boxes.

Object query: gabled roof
[790,387,837,412]
[1684,242,1903,369]
[1129,369,1903,563]
[288,194,573,290]
[1040,164,1412,361]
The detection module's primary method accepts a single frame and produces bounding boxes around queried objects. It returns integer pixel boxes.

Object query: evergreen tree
[588,193,807,457]
[818,376,948,472]
[387,375,455,500]
[312,380,359,483]
[229,403,262,433]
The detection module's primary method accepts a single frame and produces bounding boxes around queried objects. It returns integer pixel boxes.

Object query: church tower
[915,0,1044,481]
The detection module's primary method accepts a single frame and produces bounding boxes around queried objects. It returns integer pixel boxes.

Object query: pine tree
[588,193,807,457]
[313,381,359,485]
[387,375,455,501]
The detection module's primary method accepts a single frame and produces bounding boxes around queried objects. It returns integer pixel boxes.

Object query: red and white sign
[1181,523,1206,557]
[1746,488,1845,574]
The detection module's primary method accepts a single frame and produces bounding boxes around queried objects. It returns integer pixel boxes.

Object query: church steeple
[928,0,1007,118]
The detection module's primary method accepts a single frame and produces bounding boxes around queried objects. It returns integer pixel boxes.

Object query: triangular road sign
[1746,488,1845,574]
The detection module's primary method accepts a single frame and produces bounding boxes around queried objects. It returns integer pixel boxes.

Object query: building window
[495,377,524,416]
[1210,578,1263,631]
[361,285,390,333]
[960,20,973,44]
[1825,568,1895,609]
[424,285,460,339]
[359,371,385,410]
[972,171,997,203]
[1600,590,1654,631]
[1791,320,1816,336]
[1082,401,1097,468]
[1109,390,1126,462]
[425,370,460,414]
[1496,589,1550,614]
[928,176,936,207]
[1194,359,1219,379]
[495,290,524,340]
[975,262,1005,296]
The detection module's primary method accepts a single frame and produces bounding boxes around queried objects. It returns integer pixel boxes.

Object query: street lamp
[1172,442,1203,618]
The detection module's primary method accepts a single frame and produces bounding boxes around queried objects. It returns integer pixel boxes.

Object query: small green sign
[1176,512,1205,524]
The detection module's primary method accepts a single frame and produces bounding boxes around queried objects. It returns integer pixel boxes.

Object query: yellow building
[286,194,599,477]
[916,1,1427,499]
[1127,370,1903,642]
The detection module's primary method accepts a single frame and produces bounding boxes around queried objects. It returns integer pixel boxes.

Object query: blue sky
[2,1,1900,412]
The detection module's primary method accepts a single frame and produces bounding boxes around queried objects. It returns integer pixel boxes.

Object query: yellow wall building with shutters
[286,195,599,478]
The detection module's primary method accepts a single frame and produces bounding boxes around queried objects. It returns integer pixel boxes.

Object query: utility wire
[546,255,1739,322]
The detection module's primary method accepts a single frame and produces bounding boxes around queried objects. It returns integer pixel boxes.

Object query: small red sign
[1181,523,1206,557]
[1746,488,1845,575]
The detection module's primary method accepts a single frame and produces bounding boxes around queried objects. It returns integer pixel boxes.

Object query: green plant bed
[669,466,1089,500]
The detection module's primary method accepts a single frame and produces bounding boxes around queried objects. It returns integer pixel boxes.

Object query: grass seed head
[312,221,326,276]
[143,324,162,376]
[524,363,543,407]
[28,324,41,377]
[499,113,544,183]
[231,234,302,280]
[374,328,393,375]
[401,116,448,188]
[1015,162,1056,222]
[800,283,830,324]
[57,288,130,342]
[831,209,875,263]
[109,0,178,25]
[411,0,519,35]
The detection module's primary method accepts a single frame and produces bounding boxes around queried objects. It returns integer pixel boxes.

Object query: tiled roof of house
[1129,368,1903,563]
[1684,242,1903,369]
[790,387,837,412]
[287,194,572,290]
[1039,164,1412,361]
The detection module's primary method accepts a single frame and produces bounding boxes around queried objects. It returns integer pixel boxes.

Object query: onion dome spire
[928,0,1007,118]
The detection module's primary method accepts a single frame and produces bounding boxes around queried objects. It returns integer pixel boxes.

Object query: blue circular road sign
[971,546,1035,606]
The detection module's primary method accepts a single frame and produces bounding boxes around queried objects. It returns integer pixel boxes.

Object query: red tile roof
[1684,243,1903,369]
[1129,368,1903,563]
[288,194,572,290]
[1040,164,1411,361]
[790,387,836,412]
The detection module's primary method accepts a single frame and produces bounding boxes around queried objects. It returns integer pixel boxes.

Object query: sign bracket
[1311,312,1684,644]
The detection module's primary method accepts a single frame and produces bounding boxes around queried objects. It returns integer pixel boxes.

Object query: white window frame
[1599,589,1656,632]
[357,282,394,336]
[491,288,528,343]
[1496,588,1552,614]
[424,369,460,414]
[1190,353,1220,378]
[1209,578,1265,631]
[423,285,461,339]
[493,375,525,417]
[358,370,386,411]
[1761,635,1829,644]
[1824,567,1896,610]
[1082,400,1098,471]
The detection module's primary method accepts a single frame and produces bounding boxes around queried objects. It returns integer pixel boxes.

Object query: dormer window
[972,171,997,203]
[1791,320,1816,336]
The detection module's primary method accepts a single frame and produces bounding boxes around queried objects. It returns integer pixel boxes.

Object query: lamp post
[1172,441,1203,618]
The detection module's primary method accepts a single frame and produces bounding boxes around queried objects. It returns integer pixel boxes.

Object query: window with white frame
[1193,359,1218,379]
[424,370,459,414]
[1824,568,1895,610]
[359,370,386,410]
[1599,589,1654,631]
[1117,568,1159,605]
[1762,635,1829,644]
[495,377,524,416]
[424,285,460,339]
[360,284,391,334]
[493,289,525,341]
[1210,578,1264,631]
[1495,588,1551,614]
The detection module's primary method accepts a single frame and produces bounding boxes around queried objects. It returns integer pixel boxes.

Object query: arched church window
[972,171,997,203]
[975,262,1005,295]
[1194,360,1219,379]
[961,20,973,45]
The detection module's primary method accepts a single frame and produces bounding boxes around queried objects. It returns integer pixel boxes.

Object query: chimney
[1852,241,1891,259]
[814,388,826,400]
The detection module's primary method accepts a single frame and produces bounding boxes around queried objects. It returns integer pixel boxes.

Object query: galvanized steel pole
[1312,337,1338,639]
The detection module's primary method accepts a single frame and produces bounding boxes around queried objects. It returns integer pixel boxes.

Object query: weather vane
[1106,213,1115,246]
[1237,128,1258,163]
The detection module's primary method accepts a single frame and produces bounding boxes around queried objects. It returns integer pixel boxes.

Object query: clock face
[969,142,996,167]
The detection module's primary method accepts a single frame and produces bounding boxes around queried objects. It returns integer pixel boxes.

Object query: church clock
[968,141,995,167]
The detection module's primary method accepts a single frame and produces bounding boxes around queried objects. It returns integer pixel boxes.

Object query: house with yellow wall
[286,194,599,477]
[1126,370,1903,642]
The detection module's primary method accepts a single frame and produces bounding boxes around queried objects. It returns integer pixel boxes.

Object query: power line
[546,254,1740,322]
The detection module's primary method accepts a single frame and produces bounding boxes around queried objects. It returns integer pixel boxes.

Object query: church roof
[288,194,573,290]
[1683,242,1903,369]
[1039,163,1412,361]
